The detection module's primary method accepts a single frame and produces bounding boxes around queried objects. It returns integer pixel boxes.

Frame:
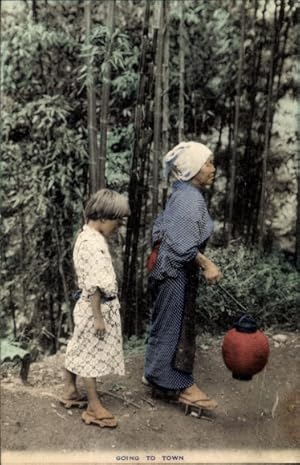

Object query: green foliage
[79,25,137,93]
[1,0,297,350]
[1,14,89,350]
[1,19,79,100]
[1,1,141,349]
[0,339,30,363]
[197,245,299,331]
[78,20,139,191]
[106,124,134,189]
[123,334,146,357]
[168,1,239,136]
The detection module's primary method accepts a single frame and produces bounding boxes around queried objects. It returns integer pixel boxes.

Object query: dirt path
[1,332,299,464]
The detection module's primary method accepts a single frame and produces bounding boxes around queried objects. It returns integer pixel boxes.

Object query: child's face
[101,218,125,236]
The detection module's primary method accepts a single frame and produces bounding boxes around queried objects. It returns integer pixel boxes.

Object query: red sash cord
[146,242,161,273]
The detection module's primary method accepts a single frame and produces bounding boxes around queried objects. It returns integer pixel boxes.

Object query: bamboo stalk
[9,288,17,339]
[296,152,300,270]
[121,5,150,313]
[258,3,277,251]
[54,221,73,334]
[137,152,151,334]
[226,0,246,245]
[162,0,170,208]
[178,0,185,141]
[275,3,292,101]
[32,0,38,22]
[84,0,99,194]
[152,0,164,222]
[162,1,170,154]
[237,0,261,240]
[245,0,267,241]
[98,0,116,189]
[251,2,291,245]
[121,1,152,335]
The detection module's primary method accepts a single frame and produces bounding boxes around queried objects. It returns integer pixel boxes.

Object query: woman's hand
[195,252,223,284]
[94,316,106,338]
[202,262,223,285]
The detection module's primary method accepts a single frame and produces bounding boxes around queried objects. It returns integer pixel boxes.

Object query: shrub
[196,245,299,332]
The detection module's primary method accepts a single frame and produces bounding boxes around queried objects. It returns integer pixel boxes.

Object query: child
[61,189,130,428]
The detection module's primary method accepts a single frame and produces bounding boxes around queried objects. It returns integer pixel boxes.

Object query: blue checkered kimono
[144,181,214,390]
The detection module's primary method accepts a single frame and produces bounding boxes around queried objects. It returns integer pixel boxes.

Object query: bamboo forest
[1,0,299,358]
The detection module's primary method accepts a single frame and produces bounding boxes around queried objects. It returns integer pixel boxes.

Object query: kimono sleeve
[152,211,164,245]
[164,190,212,265]
[77,239,118,297]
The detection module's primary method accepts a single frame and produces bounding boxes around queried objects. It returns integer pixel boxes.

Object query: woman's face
[191,156,215,188]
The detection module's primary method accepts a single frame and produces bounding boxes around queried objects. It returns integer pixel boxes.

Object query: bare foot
[82,409,118,428]
[180,384,218,409]
[182,384,210,400]
[63,387,82,401]
[87,402,114,420]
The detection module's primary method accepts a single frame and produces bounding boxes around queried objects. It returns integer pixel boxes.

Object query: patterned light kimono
[145,181,213,390]
[65,225,125,378]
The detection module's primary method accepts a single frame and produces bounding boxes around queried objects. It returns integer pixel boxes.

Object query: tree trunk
[244,0,268,244]
[226,0,245,245]
[178,0,185,141]
[238,0,264,241]
[9,289,17,339]
[162,0,170,208]
[152,0,164,221]
[54,221,73,334]
[98,0,116,189]
[32,0,38,22]
[257,3,277,251]
[84,0,99,194]
[275,3,292,101]
[121,2,154,336]
[296,152,300,270]
[137,154,151,334]
[253,1,287,246]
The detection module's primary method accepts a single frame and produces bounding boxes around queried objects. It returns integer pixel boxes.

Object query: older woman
[144,141,222,412]
[62,189,130,428]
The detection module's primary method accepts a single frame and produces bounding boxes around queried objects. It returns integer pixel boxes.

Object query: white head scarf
[163,141,212,181]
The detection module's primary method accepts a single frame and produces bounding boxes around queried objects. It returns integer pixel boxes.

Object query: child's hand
[94,317,106,338]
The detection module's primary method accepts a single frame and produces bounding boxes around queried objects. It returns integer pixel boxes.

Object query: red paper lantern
[222,315,269,380]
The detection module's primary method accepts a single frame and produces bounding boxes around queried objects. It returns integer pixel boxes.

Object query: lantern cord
[216,283,248,313]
